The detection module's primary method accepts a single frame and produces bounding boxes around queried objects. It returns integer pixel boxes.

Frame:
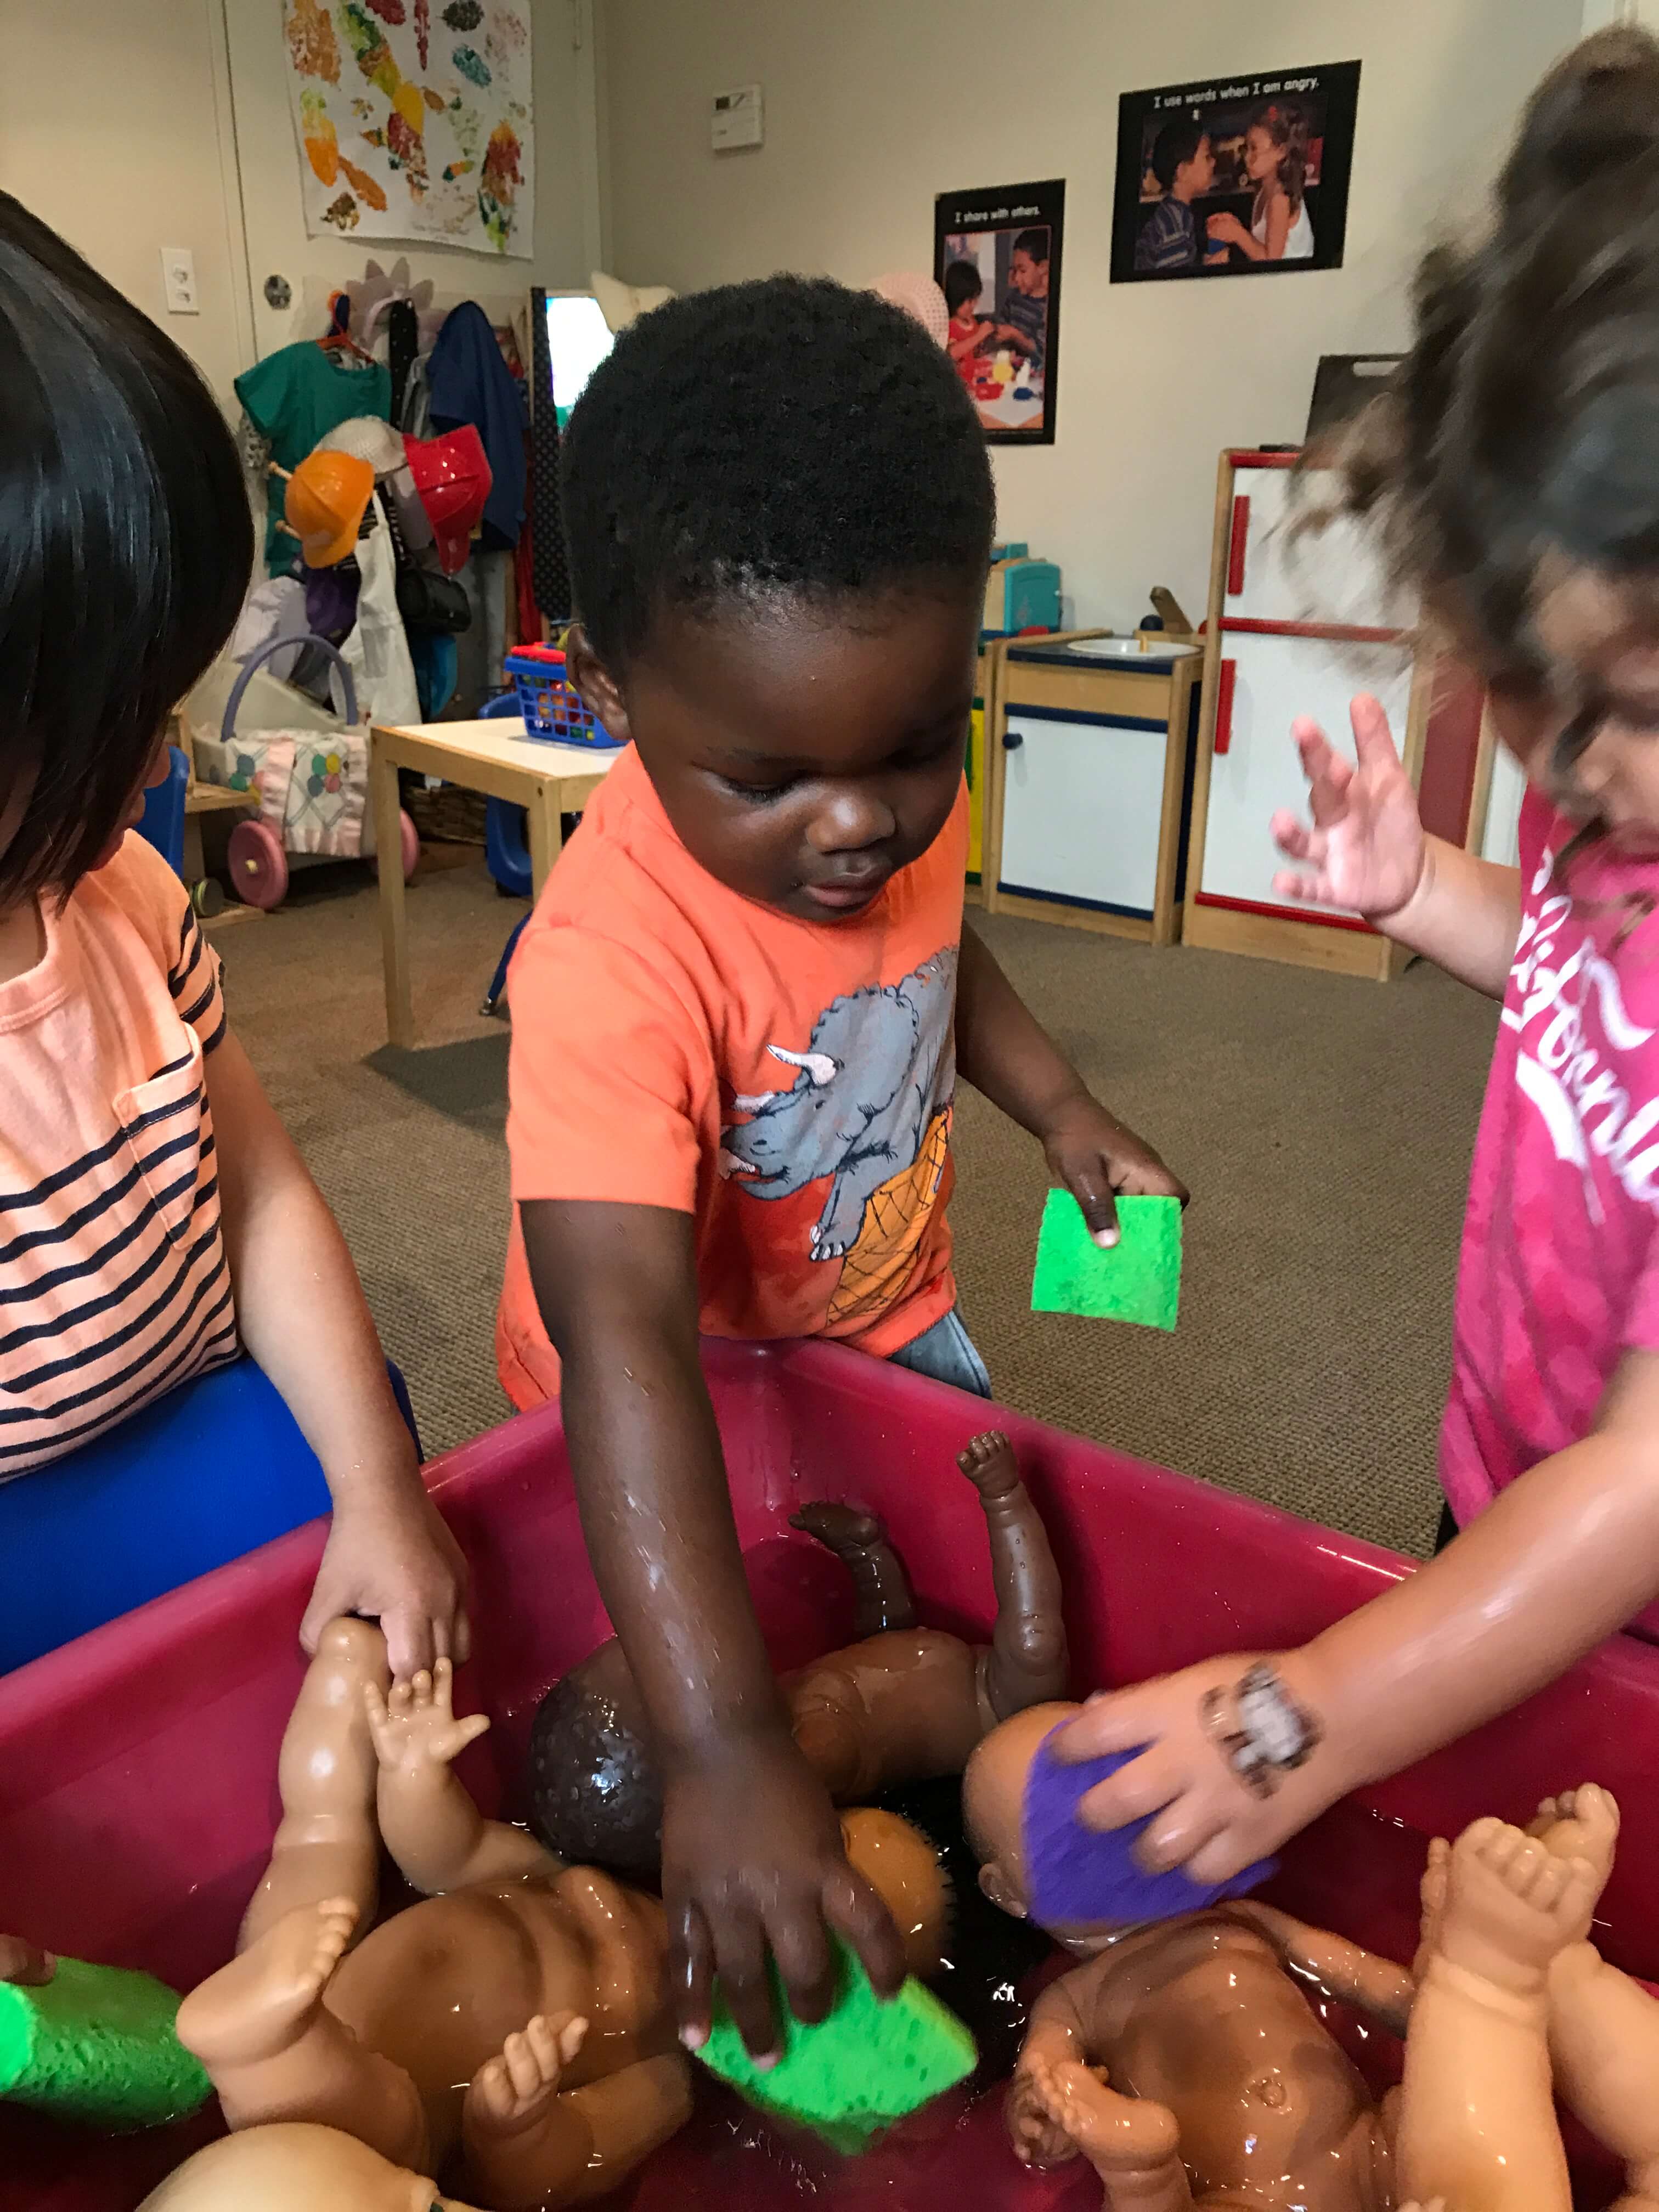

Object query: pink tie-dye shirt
[1443,787,1659,1638]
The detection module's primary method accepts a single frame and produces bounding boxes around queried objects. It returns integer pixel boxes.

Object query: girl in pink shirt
[0,193,466,1680]
[1053,27,1659,1878]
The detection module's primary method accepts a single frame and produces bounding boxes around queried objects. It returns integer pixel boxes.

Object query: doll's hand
[365,1657,491,1780]
[1042,1095,1189,1248]
[1051,1650,1347,1882]
[302,1480,471,1683]
[1269,696,1428,922]
[0,1935,54,1986]
[664,1731,905,2061]
[1006,2064,1083,2167]
[468,2012,588,2132]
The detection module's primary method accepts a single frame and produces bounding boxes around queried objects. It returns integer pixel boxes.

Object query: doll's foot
[1432,1820,1599,1996]
[1527,1784,1621,1894]
[178,1897,358,2068]
[958,1430,1021,1504]
[1006,2064,1084,2168]
[1411,1835,1451,1979]
[789,1503,915,1635]
[1030,2060,1182,2177]
[465,2011,588,2134]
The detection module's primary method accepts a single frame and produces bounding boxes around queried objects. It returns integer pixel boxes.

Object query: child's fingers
[1065,1164,1120,1250]
[1077,1744,1187,1835]
[1348,692,1401,769]
[707,1905,779,2063]
[1050,1690,1160,1764]
[671,1898,716,2055]
[381,1605,436,1685]
[0,1935,54,1987]
[766,1899,837,2030]
[1269,809,1324,863]
[1270,867,1334,905]
[825,1864,907,2001]
[1134,1799,1228,1876]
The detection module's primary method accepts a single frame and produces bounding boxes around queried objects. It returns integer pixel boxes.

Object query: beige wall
[0,0,603,405]
[598,0,1585,629]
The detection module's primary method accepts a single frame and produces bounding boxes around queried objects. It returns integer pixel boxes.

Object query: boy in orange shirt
[500,275,1184,2063]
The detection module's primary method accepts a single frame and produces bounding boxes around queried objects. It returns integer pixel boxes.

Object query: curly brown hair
[1314,28,1659,698]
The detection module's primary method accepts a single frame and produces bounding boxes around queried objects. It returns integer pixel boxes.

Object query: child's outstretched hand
[1042,1096,1189,1250]
[301,1480,471,1683]
[1270,695,1427,922]
[0,1934,54,1985]
[1048,1649,1346,1882]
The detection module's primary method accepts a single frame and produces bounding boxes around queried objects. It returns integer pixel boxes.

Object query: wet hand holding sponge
[1031,1191,1182,1330]
[695,1938,976,2153]
[0,1956,211,2129]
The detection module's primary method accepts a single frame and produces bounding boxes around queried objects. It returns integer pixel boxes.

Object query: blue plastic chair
[138,745,189,878]
[0,1355,421,1675]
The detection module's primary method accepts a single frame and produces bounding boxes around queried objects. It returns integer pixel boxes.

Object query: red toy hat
[402,425,493,575]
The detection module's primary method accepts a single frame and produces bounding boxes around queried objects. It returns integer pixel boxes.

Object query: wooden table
[371,715,620,1048]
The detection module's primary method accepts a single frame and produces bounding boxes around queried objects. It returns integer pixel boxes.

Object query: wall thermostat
[712,83,763,152]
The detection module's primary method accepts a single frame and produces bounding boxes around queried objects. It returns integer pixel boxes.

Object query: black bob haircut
[0,192,252,905]
[943,259,984,313]
[1151,119,1205,193]
[560,274,996,674]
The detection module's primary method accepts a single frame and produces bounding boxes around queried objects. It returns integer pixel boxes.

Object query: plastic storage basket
[505,644,623,748]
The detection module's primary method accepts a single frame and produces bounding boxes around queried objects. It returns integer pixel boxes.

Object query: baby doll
[176,1620,947,2211]
[966,1703,1613,2212]
[529,1430,1069,1875]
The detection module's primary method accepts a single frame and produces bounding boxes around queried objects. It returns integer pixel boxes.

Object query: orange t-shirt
[498,744,967,1408]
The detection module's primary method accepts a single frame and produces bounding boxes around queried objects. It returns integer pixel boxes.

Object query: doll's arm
[1544,1943,1659,2202]
[366,1662,557,1895]
[1228,1902,1415,2037]
[461,2015,693,2210]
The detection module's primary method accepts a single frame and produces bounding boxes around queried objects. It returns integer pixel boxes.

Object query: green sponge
[695,1939,977,2154]
[1031,1190,1182,1330]
[0,1957,211,2130]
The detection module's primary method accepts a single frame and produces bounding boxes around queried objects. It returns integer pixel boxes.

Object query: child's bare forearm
[1372,836,1521,999]
[955,921,1102,1135]
[1304,1378,1659,1792]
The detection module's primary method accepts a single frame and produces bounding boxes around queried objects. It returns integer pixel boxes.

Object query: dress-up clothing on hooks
[426,301,526,551]
[234,343,391,574]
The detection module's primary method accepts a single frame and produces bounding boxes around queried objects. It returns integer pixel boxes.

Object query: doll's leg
[957,1432,1069,1724]
[238,1616,390,1953]
[1525,1788,1659,2198]
[1027,2059,1193,2212]
[1397,1819,1595,2212]
[460,2011,694,2210]
[791,1502,917,1634]
[177,1897,427,2169]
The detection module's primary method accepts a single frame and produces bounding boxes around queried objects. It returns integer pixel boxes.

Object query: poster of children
[1110,62,1360,284]
[934,179,1064,444]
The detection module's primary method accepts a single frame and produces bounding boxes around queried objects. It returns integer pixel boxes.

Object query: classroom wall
[596,0,1586,631]
[0,0,605,406]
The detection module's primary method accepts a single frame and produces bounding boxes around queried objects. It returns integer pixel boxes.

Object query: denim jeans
[888,1306,992,1398]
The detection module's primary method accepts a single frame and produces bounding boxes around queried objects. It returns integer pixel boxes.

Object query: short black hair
[1012,228,1049,262]
[560,273,995,672]
[943,259,983,314]
[0,194,251,905]
[1151,119,1205,191]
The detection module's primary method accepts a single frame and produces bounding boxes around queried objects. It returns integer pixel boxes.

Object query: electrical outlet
[712,83,763,152]
[160,246,198,316]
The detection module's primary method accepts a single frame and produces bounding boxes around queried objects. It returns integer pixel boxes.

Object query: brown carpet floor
[217,855,1499,1559]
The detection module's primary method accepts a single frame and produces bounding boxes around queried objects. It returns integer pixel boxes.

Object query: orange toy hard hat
[284,450,375,568]
[402,425,493,574]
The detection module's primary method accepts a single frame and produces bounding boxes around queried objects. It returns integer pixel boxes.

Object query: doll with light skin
[529,1432,1069,1878]
[964,1704,1633,2212]
[174,1618,947,2211]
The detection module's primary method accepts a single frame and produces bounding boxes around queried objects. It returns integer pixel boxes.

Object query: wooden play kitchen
[1184,448,1487,981]
[980,630,1200,944]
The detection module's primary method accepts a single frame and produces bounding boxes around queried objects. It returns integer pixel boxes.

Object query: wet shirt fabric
[499,744,967,1407]
[0,835,235,1476]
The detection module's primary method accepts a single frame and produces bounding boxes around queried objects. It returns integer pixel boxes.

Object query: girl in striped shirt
[0,193,466,1680]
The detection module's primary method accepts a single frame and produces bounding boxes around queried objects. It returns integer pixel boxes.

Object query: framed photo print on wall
[935,178,1064,444]
[1111,62,1361,284]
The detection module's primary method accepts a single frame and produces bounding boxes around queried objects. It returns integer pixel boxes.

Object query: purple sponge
[1023,1730,1277,1927]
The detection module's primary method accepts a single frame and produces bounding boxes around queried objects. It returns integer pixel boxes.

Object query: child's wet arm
[1299,1350,1659,1790]
[520,1198,792,1763]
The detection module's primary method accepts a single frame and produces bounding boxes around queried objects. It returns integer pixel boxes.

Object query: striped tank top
[0,834,236,1476]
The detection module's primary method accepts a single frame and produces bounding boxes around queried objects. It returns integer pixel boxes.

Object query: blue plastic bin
[137,746,189,878]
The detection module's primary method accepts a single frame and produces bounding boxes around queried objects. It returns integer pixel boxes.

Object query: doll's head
[962,1700,1080,1922]
[137,2121,470,2210]
[840,1805,950,1979]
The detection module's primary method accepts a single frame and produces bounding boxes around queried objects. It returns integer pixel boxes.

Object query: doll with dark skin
[528,1431,1069,1877]
[177,1620,950,2211]
[964,1704,1622,2212]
